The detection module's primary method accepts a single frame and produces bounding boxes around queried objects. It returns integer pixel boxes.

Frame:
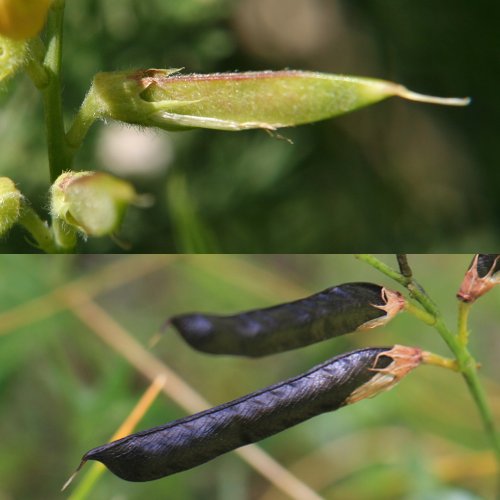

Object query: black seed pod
[80,345,421,482]
[457,254,500,303]
[168,282,405,356]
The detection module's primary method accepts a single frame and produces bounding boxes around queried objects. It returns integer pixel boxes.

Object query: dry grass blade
[0,255,173,336]
[62,288,323,500]
[183,255,311,301]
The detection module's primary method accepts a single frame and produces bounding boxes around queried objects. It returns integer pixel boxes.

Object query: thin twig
[396,254,412,279]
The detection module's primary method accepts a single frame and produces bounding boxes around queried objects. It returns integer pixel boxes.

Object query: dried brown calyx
[457,254,500,303]
[346,345,423,404]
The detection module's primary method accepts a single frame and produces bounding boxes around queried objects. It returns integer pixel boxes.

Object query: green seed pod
[88,69,470,132]
[50,171,138,237]
[0,176,22,236]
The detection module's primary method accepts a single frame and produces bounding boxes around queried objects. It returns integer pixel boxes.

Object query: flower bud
[0,34,28,81]
[50,171,138,237]
[0,176,22,236]
[0,0,52,40]
[88,68,469,132]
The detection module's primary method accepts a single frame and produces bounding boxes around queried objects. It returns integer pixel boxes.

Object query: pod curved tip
[398,86,471,106]
[61,459,87,492]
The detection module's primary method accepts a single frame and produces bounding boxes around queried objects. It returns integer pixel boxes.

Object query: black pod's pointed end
[61,458,87,492]
[81,440,163,482]
[169,314,217,350]
[148,317,175,348]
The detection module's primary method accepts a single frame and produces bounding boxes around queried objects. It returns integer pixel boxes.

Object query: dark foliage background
[0,0,498,252]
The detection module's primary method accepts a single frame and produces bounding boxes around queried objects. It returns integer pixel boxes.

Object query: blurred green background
[0,254,498,499]
[1,0,498,252]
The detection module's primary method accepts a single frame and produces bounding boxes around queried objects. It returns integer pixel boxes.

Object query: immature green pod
[168,283,405,357]
[88,69,470,132]
[457,254,500,303]
[75,345,422,482]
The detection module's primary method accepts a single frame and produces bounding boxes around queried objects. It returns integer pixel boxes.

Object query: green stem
[421,351,458,371]
[25,39,49,89]
[66,88,100,153]
[357,254,500,473]
[404,301,436,326]
[17,205,57,253]
[355,254,409,287]
[458,301,471,346]
[42,0,71,182]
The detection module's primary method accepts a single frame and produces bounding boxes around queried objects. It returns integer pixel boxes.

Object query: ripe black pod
[168,282,405,356]
[79,345,421,482]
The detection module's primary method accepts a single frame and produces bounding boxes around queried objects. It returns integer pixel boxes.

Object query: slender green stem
[357,254,500,475]
[25,39,49,89]
[42,0,71,182]
[404,301,436,326]
[17,205,57,253]
[458,301,471,346]
[66,88,99,153]
[354,254,408,286]
[421,351,458,372]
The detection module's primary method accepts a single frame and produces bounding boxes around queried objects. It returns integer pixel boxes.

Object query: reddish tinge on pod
[86,68,470,133]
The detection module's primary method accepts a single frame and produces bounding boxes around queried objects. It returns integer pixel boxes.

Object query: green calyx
[0,176,22,236]
[0,34,29,82]
[50,171,138,237]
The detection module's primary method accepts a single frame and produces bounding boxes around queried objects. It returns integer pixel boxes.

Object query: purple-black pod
[80,345,421,482]
[168,282,405,356]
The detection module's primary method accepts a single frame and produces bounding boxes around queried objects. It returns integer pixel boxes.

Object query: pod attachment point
[346,344,422,404]
[358,287,406,330]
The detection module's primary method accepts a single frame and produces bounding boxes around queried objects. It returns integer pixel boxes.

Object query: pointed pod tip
[398,86,471,107]
[61,459,87,492]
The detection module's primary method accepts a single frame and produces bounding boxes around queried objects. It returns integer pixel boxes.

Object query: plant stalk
[356,255,500,472]
[42,0,71,182]
[17,205,57,253]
